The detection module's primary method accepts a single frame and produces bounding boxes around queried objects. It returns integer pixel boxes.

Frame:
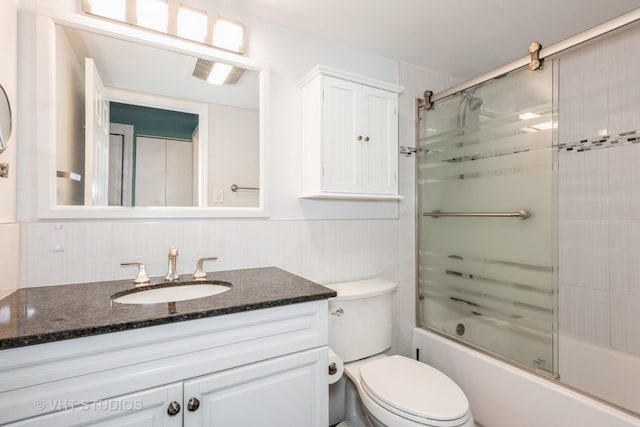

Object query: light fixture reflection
[519,111,553,132]
[136,0,169,32]
[213,18,245,53]
[207,63,233,85]
[86,0,126,22]
[178,5,208,43]
[518,112,540,121]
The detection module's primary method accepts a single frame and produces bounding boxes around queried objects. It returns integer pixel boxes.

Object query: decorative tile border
[400,146,417,157]
[559,130,638,153]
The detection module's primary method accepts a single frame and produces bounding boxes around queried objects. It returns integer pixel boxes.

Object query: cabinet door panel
[184,348,327,427]
[322,77,361,192]
[361,86,397,194]
[7,383,183,427]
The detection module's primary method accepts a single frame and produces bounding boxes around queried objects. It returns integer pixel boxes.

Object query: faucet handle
[120,262,151,286]
[193,257,218,280]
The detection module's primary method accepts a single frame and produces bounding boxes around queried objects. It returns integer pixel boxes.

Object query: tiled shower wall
[558,22,640,369]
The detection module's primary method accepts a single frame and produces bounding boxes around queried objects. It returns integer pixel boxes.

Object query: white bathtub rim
[414,327,640,425]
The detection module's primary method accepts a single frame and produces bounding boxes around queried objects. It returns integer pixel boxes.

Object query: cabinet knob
[187,397,201,412]
[167,401,181,416]
[356,135,363,141]
[364,136,370,142]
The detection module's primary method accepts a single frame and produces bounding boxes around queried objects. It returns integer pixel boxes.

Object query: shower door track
[425,8,640,106]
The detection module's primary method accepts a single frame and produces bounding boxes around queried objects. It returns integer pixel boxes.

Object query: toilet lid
[359,355,469,422]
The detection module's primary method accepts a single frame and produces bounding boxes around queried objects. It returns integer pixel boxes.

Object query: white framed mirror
[36,10,269,219]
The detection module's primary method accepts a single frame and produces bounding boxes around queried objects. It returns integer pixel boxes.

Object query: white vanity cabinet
[300,65,403,200]
[0,301,328,427]
[7,383,184,427]
[184,349,324,426]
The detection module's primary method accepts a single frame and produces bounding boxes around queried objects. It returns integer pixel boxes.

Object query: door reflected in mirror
[54,24,260,208]
[0,84,11,153]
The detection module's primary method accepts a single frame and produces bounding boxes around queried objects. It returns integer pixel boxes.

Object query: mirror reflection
[54,24,260,208]
[0,85,11,152]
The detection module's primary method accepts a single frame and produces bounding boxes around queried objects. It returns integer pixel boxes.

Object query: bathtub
[559,334,640,414]
[414,327,640,427]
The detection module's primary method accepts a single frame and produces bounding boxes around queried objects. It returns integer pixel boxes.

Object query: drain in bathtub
[456,323,465,336]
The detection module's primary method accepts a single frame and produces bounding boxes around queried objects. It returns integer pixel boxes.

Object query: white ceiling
[215,0,640,80]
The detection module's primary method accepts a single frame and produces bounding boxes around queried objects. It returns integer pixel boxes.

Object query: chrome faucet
[165,247,180,281]
[193,257,218,280]
[120,262,151,287]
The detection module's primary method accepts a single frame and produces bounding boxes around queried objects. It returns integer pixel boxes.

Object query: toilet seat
[357,355,472,427]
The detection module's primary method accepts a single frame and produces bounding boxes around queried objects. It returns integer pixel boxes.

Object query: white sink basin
[112,282,231,305]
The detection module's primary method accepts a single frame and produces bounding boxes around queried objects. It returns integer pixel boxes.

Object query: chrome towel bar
[424,209,529,220]
[231,184,259,192]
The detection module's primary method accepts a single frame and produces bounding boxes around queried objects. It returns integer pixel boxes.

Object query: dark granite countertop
[0,267,336,350]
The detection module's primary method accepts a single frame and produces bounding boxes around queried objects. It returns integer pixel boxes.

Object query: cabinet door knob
[167,401,181,416]
[356,135,363,141]
[364,136,370,142]
[187,397,201,412]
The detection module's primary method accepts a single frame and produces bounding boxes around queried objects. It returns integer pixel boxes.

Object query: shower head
[462,91,483,111]
[457,89,483,130]
[467,95,483,111]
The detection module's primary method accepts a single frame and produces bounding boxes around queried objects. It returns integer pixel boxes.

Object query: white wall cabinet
[0,301,329,427]
[300,65,403,200]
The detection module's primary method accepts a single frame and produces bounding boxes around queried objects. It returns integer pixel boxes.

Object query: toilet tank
[324,278,398,363]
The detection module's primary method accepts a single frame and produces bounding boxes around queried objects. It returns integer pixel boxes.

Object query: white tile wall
[609,145,640,219]
[559,283,610,347]
[0,223,20,289]
[557,24,640,361]
[558,219,608,290]
[558,149,608,220]
[611,293,640,356]
[20,219,400,287]
[392,279,416,350]
[610,219,640,296]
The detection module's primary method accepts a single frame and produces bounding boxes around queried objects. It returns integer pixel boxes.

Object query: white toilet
[326,279,474,427]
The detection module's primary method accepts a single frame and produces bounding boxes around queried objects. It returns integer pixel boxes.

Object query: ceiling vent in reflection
[192,58,246,85]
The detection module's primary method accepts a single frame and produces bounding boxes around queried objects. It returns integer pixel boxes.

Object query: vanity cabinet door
[6,383,183,427]
[183,348,327,427]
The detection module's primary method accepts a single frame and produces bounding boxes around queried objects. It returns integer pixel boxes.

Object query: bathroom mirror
[0,84,11,153]
[37,12,268,218]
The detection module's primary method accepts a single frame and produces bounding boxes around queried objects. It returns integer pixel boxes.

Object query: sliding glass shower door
[417,64,558,375]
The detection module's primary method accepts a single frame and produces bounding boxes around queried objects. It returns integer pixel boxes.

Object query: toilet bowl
[344,355,474,427]
[326,279,474,427]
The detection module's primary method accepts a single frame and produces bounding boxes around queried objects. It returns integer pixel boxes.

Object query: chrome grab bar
[230,184,259,192]
[424,209,529,220]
